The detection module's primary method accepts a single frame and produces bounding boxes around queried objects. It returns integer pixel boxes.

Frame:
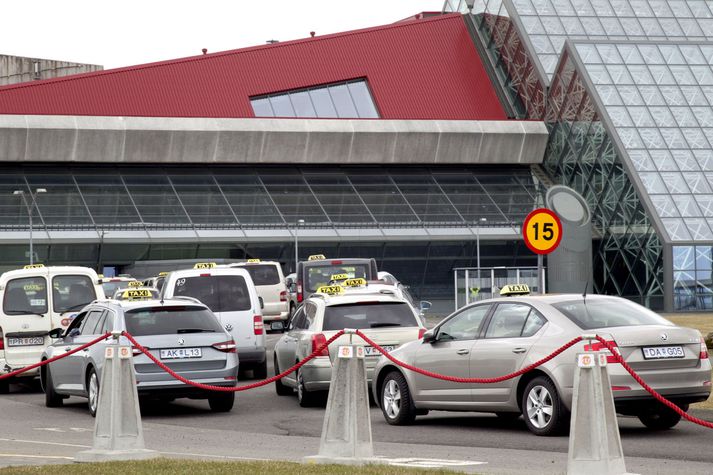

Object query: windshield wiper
[370,322,403,328]
[176,328,215,334]
[4,310,45,317]
[60,302,92,315]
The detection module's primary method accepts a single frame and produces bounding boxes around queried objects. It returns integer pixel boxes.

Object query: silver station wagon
[372,292,711,436]
[41,298,239,415]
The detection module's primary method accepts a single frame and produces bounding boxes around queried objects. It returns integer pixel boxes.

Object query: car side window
[79,309,104,335]
[290,307,306,330]
[485,303,538,339]
[101,310,115,334]
[304,303,317,329]
[437,305,491,341]
[65,311,86,336]
[521,309,547,337]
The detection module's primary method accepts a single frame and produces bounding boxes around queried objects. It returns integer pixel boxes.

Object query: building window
[250,79,379,119]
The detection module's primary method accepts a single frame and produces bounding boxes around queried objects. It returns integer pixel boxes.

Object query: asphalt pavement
[1,333,712,474]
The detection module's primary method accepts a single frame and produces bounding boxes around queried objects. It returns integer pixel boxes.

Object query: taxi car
[40,297,238,415]
[99,276,139,299]
[229,260,290,331]
[0,265,104,393]
[273,279,426,407]
[294,255,378,305]
[112,287,160,300]
[372,285,711,435]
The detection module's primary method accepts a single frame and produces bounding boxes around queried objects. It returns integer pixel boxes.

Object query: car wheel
[297,368,321,407]
[380,371,416,425]
[87,368,100,417]
[637,403,685,430]
[274,356,292,396]
[521,376,568,436]
[43,364,63,408]
[253,359,268,380]
[208,392,235,412]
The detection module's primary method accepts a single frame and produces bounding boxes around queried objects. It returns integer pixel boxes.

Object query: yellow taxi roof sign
[97,274,104,279]
[247,258,261,264]
[23,264,45,269]
[330,273,349,281]
[500,284,531,296]
[127,281,143,287]
[308,254,326,261]
[194,262,217,269]
[344,278,367,288]
[121,289,154,300]
[158,271,168,277]
[316,285,344,296]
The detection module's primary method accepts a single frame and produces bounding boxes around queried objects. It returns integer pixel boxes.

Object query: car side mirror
[67,328,81,339]
[258,296,264,310]
[421,329,436,343]
[48,328,63,339]
[419,300,432,312]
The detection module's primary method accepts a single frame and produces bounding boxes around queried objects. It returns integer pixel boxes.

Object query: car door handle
[456,349,470,355]
[512,348,527,354]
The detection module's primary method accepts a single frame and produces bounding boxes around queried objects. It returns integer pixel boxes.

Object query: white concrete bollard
[305,342,376,466]
[567,348,627,475]
[75,335,157,462]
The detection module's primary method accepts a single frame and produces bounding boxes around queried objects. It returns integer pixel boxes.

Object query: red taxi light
[418,328,427,339]
[311,333,330,357]
[280,290,287,302]
[212,340,237,353]
[330,260,343,265]
[199,273,211,277]
[583,340,620,364]
[254,315,264,335]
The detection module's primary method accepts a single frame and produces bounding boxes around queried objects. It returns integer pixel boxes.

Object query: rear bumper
[614,392,711,414]
[300,357,377,392]
[237,347,266,366]
[137,379,237,399]
[0,356,40,379]
[262,307,290,321]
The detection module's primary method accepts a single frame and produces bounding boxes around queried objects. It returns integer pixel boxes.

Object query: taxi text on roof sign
[330,273,349,281]
[308,254,326,261]
[194,262,217,269]
[127,281,143,287]
[500,284,531,296]
[122,289,154,299]
[316,285,344,295]
[247,258,261,263]
[158,271,168,276]
[23,264,45,269]
[344,278,367,287]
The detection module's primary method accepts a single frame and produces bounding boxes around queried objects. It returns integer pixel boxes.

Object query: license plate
[363,345,397,357]
[270,321,284,330]
[159,348,202,359]
[642,346,685,360]
[7,336,44,347]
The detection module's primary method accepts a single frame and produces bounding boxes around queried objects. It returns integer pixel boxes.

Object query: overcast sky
[1,1,442,69]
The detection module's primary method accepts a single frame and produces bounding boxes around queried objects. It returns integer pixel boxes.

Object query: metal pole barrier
[75,331,157,462]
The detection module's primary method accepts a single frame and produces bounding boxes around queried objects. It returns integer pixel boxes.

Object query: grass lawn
[0,459,457,475]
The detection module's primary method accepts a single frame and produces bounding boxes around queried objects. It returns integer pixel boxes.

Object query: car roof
[473,293,624,306]
[167,267,251,277]
[93,298,207,311]
[229,260,280,266]
[309,291,405,306]
[1,266,99,279]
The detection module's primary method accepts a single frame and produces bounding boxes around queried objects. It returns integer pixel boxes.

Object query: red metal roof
[0,14,506,120]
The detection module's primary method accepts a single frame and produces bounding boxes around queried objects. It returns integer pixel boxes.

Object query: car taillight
[254,315,264,335]
[297,282,303,302]
[584,340,620,364]
[700,337,709,360]
[0,327,4,351]
[280,290,287,302]
[418,328,427,339]
[311,333,329,357]
[212,340,237,353]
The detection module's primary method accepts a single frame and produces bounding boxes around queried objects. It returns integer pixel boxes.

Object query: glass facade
[0,165,538,229]
[673,245,713,311]
[250,79,379,119]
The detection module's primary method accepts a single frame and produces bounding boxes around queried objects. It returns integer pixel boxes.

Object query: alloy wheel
[88,372,99,415]
[526,384,553,429]
[383,379,402,419]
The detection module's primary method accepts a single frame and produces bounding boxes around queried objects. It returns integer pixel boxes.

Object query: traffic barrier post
[566,338,627,475]
[75,331,157,463]
[305,331,376,466]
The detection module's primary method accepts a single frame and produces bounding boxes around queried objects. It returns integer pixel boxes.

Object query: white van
[161,265,267,379]
[0,265,104,393]
[230,260,289,331]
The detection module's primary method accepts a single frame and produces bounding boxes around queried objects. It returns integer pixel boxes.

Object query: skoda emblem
[660,333,668,341]
[178,338,185,346]
[225,323,233,332]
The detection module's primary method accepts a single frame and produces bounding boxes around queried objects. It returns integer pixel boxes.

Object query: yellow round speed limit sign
[522,208,562,255]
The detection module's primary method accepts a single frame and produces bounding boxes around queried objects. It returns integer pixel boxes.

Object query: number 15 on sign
[522,208,562,255]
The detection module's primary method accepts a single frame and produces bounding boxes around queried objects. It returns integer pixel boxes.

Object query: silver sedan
[372,294,711,436]
[41,298,239,415]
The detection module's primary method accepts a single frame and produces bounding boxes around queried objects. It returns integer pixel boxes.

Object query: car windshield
[306,264,370,293]
[124,305,223,336]
[172,275,251,312]
[52,275,97,313]
[322,302,418,331]
[552,298,673,330]
[242,264,280,286]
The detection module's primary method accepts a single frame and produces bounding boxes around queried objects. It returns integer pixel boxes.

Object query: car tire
[43,364,63,408]
[253,359,268,380]
[274,356,292,396]
[87,368,100,417]
[521,376,568,436]
[380,371,417,426]
[637,403,685,430]
[208,392,235,412]
[297,368,322,408]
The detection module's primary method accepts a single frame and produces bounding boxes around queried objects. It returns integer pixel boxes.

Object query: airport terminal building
[1,1,713,311]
